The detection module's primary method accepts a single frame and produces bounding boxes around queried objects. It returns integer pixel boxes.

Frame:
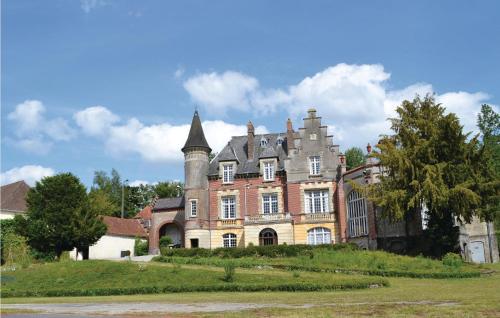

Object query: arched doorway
[159,222,183,247]
[259,228,278,246]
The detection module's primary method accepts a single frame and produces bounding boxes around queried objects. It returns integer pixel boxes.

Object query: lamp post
[121,179,129,218]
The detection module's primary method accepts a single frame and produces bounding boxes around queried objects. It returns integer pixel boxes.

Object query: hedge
[1,280,388,298]
[153,256,481,279]
[160,243,358,258]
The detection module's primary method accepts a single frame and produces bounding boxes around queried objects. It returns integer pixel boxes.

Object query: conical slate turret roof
[182,111,211,153]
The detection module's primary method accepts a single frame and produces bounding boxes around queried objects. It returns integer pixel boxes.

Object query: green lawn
[2,263,500,317]
[0,260,387,297]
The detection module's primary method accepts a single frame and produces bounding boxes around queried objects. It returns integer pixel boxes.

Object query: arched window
[307,227,331,245]
[222,233,237,248]
[259,228,278,246]
[347,191,368,237]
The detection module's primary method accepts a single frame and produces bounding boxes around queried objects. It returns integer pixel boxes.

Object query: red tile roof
[135,205,152,220]
[102,216,148,238]
[1,180,30,212]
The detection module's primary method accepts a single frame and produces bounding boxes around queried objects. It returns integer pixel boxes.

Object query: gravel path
[2,301,459,316]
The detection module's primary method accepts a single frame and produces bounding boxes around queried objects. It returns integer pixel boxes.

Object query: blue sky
[2,0,499,187]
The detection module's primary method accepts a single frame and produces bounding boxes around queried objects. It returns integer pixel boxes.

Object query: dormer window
[263,161,275,181]
[309,156,321,175]
[260,137,268,147]
[276,136,284,146]
[222,164,234,183]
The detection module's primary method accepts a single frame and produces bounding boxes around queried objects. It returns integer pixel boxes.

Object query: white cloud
[183,64,494,149]
[74,106,120,136]
[437,91,491,135]
[174,66,185,79]
[1,165,55,186]
[75,106,268,162]
[184,71,259,114]
[129,180,150,187]
[7,100,75,153]
[80,0,106,13]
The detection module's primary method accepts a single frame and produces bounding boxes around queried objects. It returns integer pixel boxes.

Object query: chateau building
[148,109,499,263]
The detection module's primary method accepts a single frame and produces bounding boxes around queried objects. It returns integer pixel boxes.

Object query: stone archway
[259,228,278,246]
[159,222,183,248]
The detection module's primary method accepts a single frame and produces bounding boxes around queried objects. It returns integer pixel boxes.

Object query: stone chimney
[366,143,372,154]
[247,120,255,160]
[286,118,294,150]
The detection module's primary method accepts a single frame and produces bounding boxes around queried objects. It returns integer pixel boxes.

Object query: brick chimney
[247,120,255,160]
[286,118,294,150]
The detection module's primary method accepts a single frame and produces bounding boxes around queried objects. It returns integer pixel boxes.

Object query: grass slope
[0,260,387,297]
[155,248,480,278]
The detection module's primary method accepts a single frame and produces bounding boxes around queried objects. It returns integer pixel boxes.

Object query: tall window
[307,227,331,245]
[309,156,321,175]
[262,193,278,214]
[223,233,237,247]
[223,164,234,183]
[347,191,368,237]
[221,196,236,219]
[304,190,329,213]
[190,199,197,217]
[263,161,275,181]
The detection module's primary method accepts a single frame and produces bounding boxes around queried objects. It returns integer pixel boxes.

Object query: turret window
[222,164,234,183]
[309,156,321,175]
[263,161,275,181]
[221,196,236,219]
[190,199,197,217]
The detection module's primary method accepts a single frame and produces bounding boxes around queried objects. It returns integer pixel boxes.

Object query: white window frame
[222,164,234,183]
[307,227,331,245]
[263,161,275,181]
[304,190,329,214]
[262,193,278,214]
[347,191,368,237]
[309,156,321,175]
[221,196,236,219]
[190,199,197,217]
[223,233,237,248]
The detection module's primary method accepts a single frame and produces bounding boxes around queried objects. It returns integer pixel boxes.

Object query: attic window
[276,136,284,146]
[260,137,268,147]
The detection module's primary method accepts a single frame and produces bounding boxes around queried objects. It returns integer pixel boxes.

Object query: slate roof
[153,196,185,211]
[0,180,30,212]
[209,133,289,176]
[182,111,211,153]
[102,216,148,238]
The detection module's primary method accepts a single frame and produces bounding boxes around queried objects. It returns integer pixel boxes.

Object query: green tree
[477,104,500,248]
[345,147,365,170]
[363,95,499,257]
[17,173,106,259]
[88,190,120,216]
[154,181,183,198]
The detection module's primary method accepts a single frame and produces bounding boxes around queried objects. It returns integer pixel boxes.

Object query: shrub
[159,243,358,258]
[159,236,173,248]
[292,271,300,278]
[223,262,236,282]
[2,232,31,269]
[442,252,462,269]
[134,238,149,256]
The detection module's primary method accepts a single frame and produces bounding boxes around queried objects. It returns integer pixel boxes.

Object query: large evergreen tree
[364,95,499,257]
[17,173,106,259]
